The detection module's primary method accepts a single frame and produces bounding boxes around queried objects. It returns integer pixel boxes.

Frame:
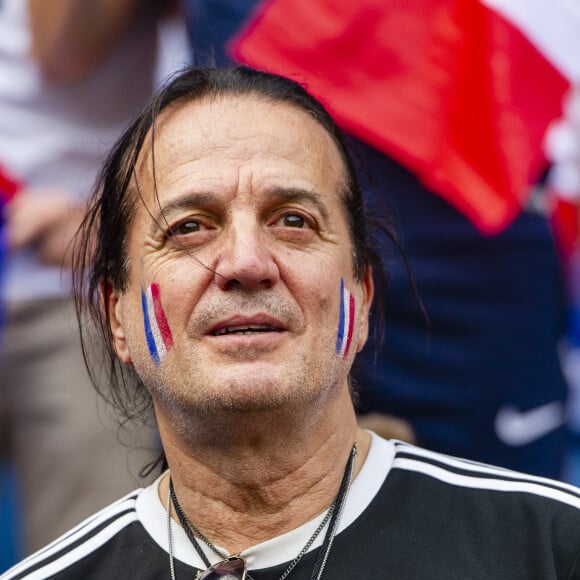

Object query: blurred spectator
[184,0,577,477]
[0,0,172,555]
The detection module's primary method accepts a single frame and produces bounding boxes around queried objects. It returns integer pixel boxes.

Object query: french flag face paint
[141,283,174,366]
[336,278,355,358]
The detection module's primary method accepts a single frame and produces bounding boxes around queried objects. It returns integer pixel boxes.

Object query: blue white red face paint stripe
[141,283,174,366]
[336,278,355,358]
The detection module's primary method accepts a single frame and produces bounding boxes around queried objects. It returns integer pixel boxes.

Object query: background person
[0,0,172,555]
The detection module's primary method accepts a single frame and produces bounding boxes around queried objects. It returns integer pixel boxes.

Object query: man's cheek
[141,282,174,366]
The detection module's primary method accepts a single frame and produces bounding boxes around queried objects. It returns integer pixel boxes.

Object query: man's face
[108,95,373,419]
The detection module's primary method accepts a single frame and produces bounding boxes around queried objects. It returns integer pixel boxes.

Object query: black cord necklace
[168,444,357,580]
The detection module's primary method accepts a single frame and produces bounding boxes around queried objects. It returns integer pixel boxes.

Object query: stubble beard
[143,333,347,443]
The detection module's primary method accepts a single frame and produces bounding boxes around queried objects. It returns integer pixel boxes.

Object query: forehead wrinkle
[153,96,342,176]
[135,95,349,228]
[165,97,329,164]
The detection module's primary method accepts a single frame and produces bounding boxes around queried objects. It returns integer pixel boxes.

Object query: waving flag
[231,0,580,234]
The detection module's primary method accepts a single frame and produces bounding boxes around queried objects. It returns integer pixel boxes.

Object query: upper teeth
[213,325,277,336]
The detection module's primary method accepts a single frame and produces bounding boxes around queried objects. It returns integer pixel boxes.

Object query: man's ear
[102,281,132,365]
[356,266,374,353]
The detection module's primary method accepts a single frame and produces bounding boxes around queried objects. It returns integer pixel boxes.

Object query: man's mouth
[211,324,283,336]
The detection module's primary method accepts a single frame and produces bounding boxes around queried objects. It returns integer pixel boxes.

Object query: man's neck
[156,393,370,554]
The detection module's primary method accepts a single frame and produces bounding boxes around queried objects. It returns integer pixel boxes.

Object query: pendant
[196,556,248,579]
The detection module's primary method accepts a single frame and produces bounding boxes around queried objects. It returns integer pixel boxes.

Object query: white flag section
[545,87,580,198]
[482,0,580,83]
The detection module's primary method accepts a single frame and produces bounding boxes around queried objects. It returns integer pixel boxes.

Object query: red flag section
[231,0,571,234]
[0,163,20,202]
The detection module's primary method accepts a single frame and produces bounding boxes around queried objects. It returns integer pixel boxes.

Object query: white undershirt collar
[136,432,395,570]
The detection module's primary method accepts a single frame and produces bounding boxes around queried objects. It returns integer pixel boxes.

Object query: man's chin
[176,377,315,417]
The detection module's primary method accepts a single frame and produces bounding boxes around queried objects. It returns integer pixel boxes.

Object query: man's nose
[214,222,279,291]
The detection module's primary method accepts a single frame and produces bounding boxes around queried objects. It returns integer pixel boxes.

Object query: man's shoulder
[388,440,580,510]
[334,439,580,578]
[1,489,145,580]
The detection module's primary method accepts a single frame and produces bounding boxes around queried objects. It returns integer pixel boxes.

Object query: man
[4,66,580,579]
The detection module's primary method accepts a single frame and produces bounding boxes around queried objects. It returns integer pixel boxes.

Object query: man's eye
[171,220,201,236]
[281,214,306,228]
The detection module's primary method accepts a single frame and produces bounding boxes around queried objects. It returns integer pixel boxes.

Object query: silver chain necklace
[167,444,356,580]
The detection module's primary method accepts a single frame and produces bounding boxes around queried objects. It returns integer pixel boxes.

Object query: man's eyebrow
[268,187,331,221]
[150,192,216,226]
[149,188,332,225]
